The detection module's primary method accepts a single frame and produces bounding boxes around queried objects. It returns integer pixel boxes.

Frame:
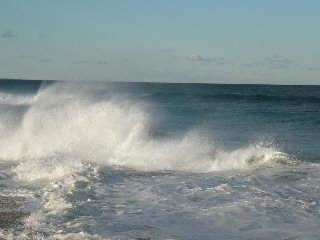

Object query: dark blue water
[0,80,319,239]
[114,82,320,162]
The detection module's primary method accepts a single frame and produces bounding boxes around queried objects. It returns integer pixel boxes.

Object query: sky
[1,0,320,85]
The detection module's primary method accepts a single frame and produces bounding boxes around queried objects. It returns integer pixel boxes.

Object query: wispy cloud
[19,55,37,60]
[19,54,52,64]
[159,49,171,53]
[186,53,233,65]
[72,60,108,65]
[2,29,15,38]
[307,67,320,72]
[39,58,52,63]
[137,67,230,83]
[254,55,291,69]
[186,53,204,62]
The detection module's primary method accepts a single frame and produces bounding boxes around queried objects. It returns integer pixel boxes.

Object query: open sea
[0,79,319,239]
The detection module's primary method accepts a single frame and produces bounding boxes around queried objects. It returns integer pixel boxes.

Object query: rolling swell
[0,79,54,94]
[147,91,320,104]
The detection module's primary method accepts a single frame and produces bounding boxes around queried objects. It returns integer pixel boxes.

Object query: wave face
[0,80,320,239]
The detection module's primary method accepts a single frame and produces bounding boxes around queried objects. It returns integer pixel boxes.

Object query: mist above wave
[0,82,292,177]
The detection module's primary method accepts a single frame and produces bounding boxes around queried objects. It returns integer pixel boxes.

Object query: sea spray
[0,82,292,175]
[1,81,319,239]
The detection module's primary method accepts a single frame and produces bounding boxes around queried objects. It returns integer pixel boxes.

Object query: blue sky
[1,0,320,84]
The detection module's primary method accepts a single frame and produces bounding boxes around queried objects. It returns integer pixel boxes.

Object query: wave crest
[0,82,293,177]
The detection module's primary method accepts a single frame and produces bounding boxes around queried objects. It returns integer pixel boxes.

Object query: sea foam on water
[1,81,317,239]
[1,82,291,174]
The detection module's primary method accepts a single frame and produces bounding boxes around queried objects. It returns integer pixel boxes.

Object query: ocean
[0,80,319,239]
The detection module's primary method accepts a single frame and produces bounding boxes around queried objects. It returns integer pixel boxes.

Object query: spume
[0,82,292,181]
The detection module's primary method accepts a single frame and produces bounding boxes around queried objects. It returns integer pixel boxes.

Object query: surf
[1,81,319,239]
[0,82,293,175]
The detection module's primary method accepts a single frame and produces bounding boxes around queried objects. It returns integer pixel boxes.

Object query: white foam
[0,231,112,240]
[0,92,35,106]
[0,82,313,239]
[13,155,84,182]
[0,82,292,177]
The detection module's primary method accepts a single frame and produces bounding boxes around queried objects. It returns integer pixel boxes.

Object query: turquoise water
[0,80,319,239]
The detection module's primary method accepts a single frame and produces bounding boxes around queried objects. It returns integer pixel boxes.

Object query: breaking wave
[0,82,293,177]
[0,81,312,240]
[0,92,35,106]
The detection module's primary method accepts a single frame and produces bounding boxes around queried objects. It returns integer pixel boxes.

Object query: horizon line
[0,78,319,87]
